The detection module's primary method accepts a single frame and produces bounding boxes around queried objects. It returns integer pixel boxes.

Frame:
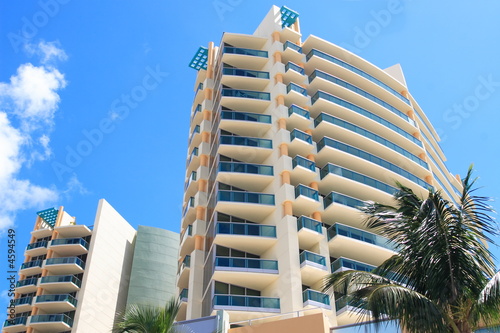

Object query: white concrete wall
[72,199,136,333]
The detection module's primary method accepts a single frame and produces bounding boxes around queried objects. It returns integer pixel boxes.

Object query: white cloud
[63,174,89,197]
[25,40,68,64]
[0,41,68,233]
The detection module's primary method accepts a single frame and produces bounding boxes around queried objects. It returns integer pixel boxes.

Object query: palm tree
[113,297,181,333]
[324,166,500,333]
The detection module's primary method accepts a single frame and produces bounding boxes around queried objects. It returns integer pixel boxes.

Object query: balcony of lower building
[297,216,324,249]
[12,296,33,313]
[34,294,77,313]
[293,184,322,216]
[221,88,271,112]
[282,41,304,65]
[287,104,311,130]
[39,274,82,293]
[179,224,194,258]
[221,67,270,90]
[54,223,92,239]
[28,313,73,332]
[299,250,329,286]
[212,294,280,321]
[221,46,269,71]
[285,82,310,106]
[322,190,363,227]
[215,190,275,221]
[214,222,277,256]
[335,295,368,326]
[216,161,274,193]
[177,255,191,287]
[25,240,49,257]
[177,288,188,322]
[3,316,27,333]
[331,257,375,274]
[19,259,43,276]
[289,129,315,157]
[43,257,85,275]
[15,277,39,294]
[218,135,273,164]
[220,110,272,137]
[49,237,89,256]
[290,154,318,186]
[213,257,279,290]
[303,289,331,310]
[283,62,306,85]
[328,223,397,266]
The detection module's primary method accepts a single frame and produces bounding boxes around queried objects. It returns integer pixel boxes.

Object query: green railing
[288,104,310,119]
[223,67,270,79]
[303,289,330,306]
[45,257,85,269]
[287,82,308,96]
[311,90,421,146]
[16,277,38,288]
[180,288,188,300]
[285,62,305,75]
[290,129,312,144]
[317,137,432,189]
[221,111,271,124]
[26,240,48,251]
[216,222,276,237]
[13,296,32,306]
[223,46,268,58]
[213,295,280,310]
[327,223,397,252]
[3,316,27,327]
[283,41,302,53]
[300,250,326,266]
[335,295,366,312]
[218,162,273,176]
[297,216,323,234]
[20,260,42,270]
[324,191,364,210]
[220,135,272,148]
[221,89,270,100]
[182,255,191,268]
[292,155,316,172]
[51,238,89,249]
[315,113,427,168]
[217,191,275,205]
[30,314,73,327]
[331,257,375,273]
[295,184,319,201]
[215,257,278,271]
[321,163,397,195]
[35,294,77,306]
[40,274,82,287]
[306,49,410,104]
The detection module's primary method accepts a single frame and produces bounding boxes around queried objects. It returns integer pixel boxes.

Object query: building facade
[179,5,463,327]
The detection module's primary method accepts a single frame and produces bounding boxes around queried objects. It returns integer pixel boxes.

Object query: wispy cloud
[0,41,67,232]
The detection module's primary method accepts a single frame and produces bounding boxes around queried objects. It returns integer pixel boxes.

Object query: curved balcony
[287,104,311,129]
[213,294,280,315]
[335,295,367,326]
[282,41,304,64]
[25,240,48,257]
[323,191,364,225]
[44,257,85,274]
[40,274,82,293]
[13,296,32,313]
[177,255,191,288]
[215,222,277,255]
[34,294,77,312]
[15,277,38,294]
[331,257,375,274]
[328,223,396,266]
[217,161,273,192]
[303,289,331,309]
[222,47,268,70]
[297,216,324,249]
[220,111,272,137]
[179,224,194,258]
[214,257,279,290]
[222,68,269,90]
[221,88,271,112]
[186,146,200,176]
[180,288,188,302]
[216,190,275,221]
[29,314,73,331]
[20,259,42,276]
[50,237,89,256]
[293,184,321,216]
[314,113,427,170]
[54,223,92,238]
[3,316,27,333]
[290,155,317,184]
[289,129,314,157]
[300,250,328,286]
[187,125,201,150]
[320,163,396,204]
[218,135,272,164]
[316,137,432,191]
[284,62,305,84]
[184,170,198,198]
[286,82,309,106]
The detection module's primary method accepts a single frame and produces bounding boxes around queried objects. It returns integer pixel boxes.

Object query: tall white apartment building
[179,5,462,327]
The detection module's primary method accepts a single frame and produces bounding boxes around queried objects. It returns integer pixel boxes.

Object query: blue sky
[1,0,500,316]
